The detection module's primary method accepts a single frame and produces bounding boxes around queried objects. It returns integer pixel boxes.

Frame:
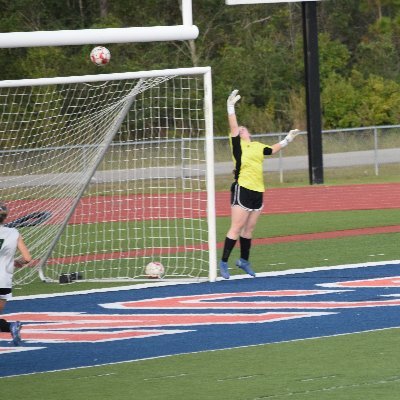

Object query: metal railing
[1,124,399,185]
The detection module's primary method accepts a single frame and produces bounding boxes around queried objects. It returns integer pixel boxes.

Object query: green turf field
[4,202,400,399]
[2,329,400,399]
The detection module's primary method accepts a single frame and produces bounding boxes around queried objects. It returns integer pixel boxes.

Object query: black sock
[0,319,10,332]
[239,236,252,261]
[221,237,237,262]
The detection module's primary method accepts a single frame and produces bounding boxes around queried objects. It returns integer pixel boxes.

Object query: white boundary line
[12,259,400,300]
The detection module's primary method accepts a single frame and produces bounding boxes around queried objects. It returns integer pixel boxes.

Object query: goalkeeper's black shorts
[230,182,264,211]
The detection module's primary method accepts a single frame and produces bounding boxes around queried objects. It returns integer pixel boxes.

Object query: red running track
[40,183,400,265]
[5,183,400,224]
[216,183,400,216]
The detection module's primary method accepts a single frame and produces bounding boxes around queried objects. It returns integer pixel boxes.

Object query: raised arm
[270,129,301,154]
[227,89,241,137]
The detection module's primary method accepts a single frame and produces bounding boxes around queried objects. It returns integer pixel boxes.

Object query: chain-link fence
[1,125,400,188]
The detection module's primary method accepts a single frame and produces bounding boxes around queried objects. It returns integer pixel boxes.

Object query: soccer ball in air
[145,261,165,279]
[90,46,111,66]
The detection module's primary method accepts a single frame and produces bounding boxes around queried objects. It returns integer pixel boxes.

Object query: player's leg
[235,210,262,277]
[241,209,262,242]
[220,205,250,279]
[234,185,263,277]
[0,299,11,333]
[0,298,5,312]
[0,294,22,345]
[226,205,251,239]
[10,321,22,346]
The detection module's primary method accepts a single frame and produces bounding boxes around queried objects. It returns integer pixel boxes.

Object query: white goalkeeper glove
[286,129,300,142]
[227,89,241,115]
[279,129,300,148]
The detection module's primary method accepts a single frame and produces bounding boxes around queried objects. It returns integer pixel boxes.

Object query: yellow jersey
[230,136,272,192]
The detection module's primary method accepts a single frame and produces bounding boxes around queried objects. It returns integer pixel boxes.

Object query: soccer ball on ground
[90,46,111,66]
[145,261,165,279]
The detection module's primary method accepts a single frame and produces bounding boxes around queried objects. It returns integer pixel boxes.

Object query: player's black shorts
[230,182,263,211]
[0,288,12,300]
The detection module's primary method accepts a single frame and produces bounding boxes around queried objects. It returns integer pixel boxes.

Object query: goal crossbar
[0,67,212,88]
[0,0,198,48]
[0,26,199,49]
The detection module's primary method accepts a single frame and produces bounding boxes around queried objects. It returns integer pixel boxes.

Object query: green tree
[357,74,400,125]
[321,73,362,128]
[354,17,400,81]
[318,33,350,81]
[2,0,400,133]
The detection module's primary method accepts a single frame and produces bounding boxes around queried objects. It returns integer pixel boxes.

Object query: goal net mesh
[0,69,214,284]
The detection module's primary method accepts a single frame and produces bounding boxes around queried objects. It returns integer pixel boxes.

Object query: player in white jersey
[0,202,32,345]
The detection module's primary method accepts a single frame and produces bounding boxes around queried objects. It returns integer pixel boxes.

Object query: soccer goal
[0,67,217,284]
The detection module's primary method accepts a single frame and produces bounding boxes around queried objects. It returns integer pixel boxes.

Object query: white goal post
[0,67,217,284]
[0,0,198,48]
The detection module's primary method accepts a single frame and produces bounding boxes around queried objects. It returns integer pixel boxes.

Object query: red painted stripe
[117,298,400,309]
[333,276,400,288]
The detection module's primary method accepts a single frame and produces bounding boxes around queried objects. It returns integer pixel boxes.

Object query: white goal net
[0,67,216,284]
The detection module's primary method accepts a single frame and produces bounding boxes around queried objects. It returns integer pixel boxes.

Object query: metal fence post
[373,127,379,176]
[278,134,283,183]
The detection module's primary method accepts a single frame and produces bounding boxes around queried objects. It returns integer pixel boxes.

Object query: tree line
[1,0,400,134]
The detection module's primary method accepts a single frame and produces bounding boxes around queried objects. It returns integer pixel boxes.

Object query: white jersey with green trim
[0,226,19,288]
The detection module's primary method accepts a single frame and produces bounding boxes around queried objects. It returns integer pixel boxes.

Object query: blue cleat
[10,321,22,346]
[236,258,256,277]
[219,261,230,279]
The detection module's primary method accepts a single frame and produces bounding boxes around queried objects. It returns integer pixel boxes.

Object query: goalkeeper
[0,202,32,345]
[220,90,300,279]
